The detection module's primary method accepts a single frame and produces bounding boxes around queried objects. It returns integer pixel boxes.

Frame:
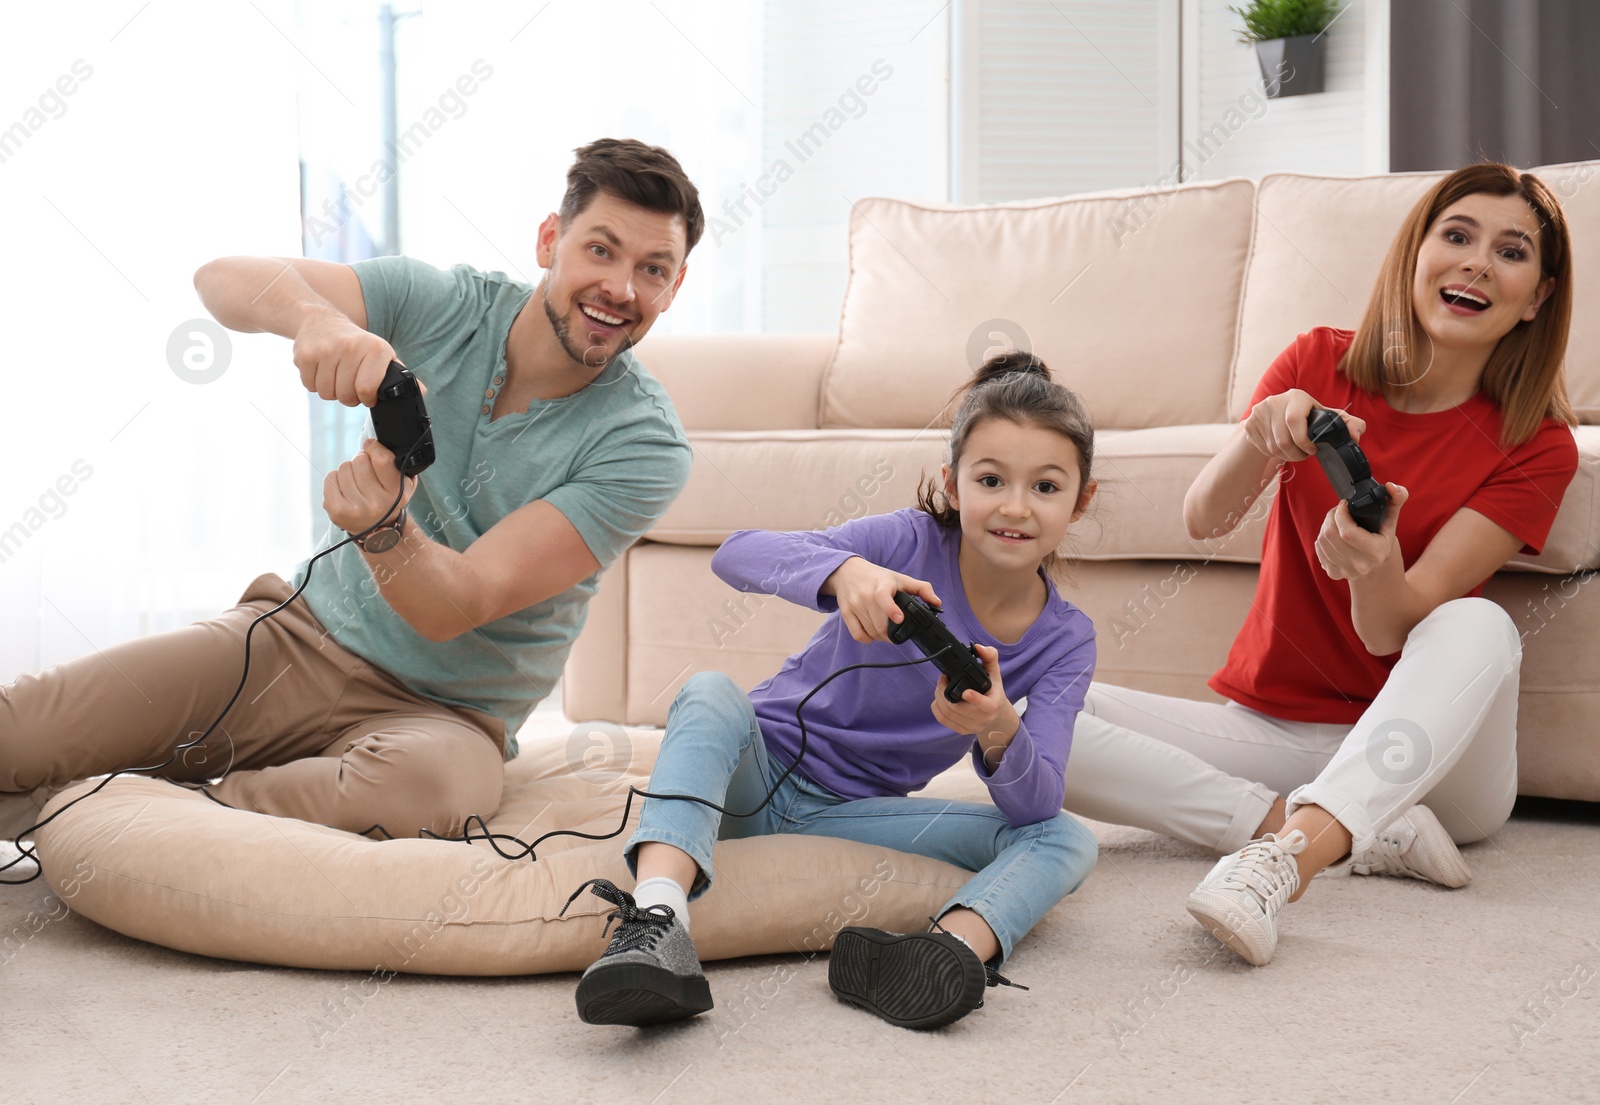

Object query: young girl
[1063,162,1578,966]
[564,352,1101,1029]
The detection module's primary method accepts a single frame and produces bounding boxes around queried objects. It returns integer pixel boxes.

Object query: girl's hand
[1316,482,1409,581]
[931,645,1019,763]
[1244,388,1367,463]
[822,557,942,644]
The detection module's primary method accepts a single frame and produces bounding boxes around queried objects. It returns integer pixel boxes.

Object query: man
[1,138,699,841]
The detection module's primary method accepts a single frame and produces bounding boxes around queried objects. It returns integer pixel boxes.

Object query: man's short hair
[559,138,704,256]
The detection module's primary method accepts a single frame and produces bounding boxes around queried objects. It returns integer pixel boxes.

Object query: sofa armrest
[630,332,835,431]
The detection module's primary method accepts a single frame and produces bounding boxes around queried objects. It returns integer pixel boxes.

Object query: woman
[1063,162,1578,965]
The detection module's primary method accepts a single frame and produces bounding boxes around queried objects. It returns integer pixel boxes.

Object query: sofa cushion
[1081,425,1269,564]
[634,332,834,432]
[626,543,831,719]
[649,427,1263,561]
[821,180,1258,432]
[650,430,946,545]
[1086,423,1600,573]
[1230,170,1446,420]
[1530,160,1600,423]
[648,422,1600,572]
[1511,424,1600,573]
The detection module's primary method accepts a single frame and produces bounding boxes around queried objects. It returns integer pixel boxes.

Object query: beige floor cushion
[32,733,972,975]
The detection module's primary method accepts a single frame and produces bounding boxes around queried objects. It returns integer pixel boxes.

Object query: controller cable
[1,430,967,882]
[414,649,961,862]
[0,435,427,885]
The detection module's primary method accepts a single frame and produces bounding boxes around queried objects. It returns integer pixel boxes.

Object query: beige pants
[1,574,506,838]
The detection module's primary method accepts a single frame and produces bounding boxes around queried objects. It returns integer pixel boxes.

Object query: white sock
[938,925,975,953]
[633,876,691,930]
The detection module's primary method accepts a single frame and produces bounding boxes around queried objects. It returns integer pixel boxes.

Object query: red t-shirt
[1209,327,1578,724]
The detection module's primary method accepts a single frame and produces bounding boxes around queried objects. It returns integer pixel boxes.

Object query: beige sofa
[564,162,1600,803]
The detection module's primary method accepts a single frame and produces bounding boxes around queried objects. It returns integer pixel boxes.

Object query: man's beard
[543,286,634,373]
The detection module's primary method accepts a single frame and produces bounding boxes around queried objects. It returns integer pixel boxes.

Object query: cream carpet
[5,697,1597,1105]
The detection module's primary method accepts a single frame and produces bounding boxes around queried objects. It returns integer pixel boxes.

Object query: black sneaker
[827,925,1026,1029]
[561,878,714,1026]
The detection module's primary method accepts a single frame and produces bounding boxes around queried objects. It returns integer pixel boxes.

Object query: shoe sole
[1185,893,1274,967]
[827,927,986,1030]
[575,962,713,1027]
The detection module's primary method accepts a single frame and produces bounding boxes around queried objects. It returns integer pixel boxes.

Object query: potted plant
[1229,0,1340,98]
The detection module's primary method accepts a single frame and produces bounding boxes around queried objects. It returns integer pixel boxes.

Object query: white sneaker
[1346,805,1471,888]
[1186,830,1307,966]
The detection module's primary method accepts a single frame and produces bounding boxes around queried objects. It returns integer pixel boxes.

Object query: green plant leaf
[1227,0,1340,43]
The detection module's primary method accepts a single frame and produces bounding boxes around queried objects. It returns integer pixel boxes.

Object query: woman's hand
[930,645,1019,768]
[821,557,942,644]
[1243,388,1367,462]
[1315,482,1409,581]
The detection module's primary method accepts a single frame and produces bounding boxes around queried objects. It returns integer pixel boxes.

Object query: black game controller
[1306,408,1388,533]
[887,592,993,704]
[371,361,435,477]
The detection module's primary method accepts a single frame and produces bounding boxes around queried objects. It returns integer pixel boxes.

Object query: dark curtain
[1390,0,1600,171]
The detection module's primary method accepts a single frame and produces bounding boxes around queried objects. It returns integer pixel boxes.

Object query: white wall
[291,0,951,336]
[318,0,765,337]
[759,1,950,332]
[953,0,1180,203]
[1182,0,1389,180]
[1,3,307,671]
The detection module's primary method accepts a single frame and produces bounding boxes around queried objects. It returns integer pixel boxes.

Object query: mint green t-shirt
[296,256,691,756]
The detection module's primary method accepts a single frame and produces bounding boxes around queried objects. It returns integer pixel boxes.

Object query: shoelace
[928,917,1029,991]
[1214,834,1302,909]
[559,877,676,951]
[1354,826,1416,877]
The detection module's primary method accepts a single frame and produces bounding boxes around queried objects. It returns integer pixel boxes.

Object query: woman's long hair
[1338,162,1574,447]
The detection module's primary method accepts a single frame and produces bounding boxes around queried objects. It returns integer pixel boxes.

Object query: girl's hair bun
[916,345,1094,575]
[976,350,1051,385]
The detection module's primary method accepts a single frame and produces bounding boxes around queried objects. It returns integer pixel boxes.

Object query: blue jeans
[626,672,1098,963]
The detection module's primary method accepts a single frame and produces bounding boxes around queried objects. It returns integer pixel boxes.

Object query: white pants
[1062,598,1522,855]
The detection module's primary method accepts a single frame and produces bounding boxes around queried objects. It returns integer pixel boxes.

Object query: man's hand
[930,644,1020,769]
[820,556,942,644]
[294,309,400,408]
[326,439,417,538]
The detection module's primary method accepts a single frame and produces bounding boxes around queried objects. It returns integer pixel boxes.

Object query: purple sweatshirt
[710,509,1097,827]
